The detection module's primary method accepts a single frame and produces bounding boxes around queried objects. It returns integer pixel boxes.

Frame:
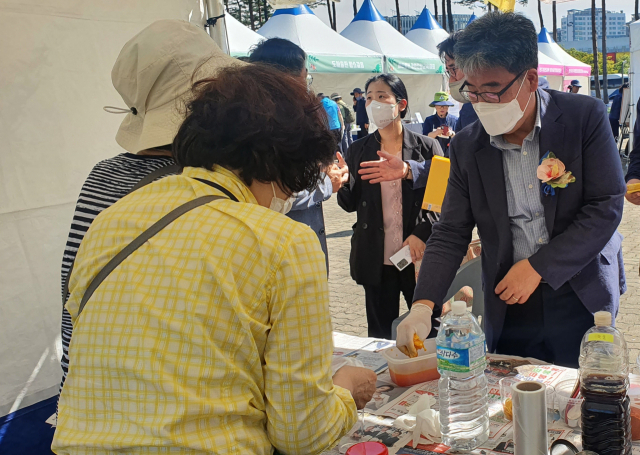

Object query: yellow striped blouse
[53,166,356,455]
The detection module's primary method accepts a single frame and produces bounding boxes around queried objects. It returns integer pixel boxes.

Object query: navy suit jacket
[626,98,640,182]
[414,89,626,352]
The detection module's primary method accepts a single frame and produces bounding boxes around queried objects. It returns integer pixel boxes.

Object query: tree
[591,0,601,99]
[565,48,616,75]
[537,0,544,29]
[248,0,255,30]
[447,0,454,30]
[552,1,557,41]
[333,0,338,31]
[441,0,447,31]
[227,0,272,29]
[325,0,335,30]
[395,0,402,33]
[353,0,357,17]
[601,0,608,103]
[433,0,438,22]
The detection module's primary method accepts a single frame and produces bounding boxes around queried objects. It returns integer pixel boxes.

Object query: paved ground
[325,196,640,369]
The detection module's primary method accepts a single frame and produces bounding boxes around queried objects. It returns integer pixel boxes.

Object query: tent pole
[206,0,230,55]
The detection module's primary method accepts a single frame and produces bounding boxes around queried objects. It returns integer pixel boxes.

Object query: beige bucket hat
[108,20,242,153]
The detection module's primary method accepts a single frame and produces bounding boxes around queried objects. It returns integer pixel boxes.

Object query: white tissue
[392,395,441,448]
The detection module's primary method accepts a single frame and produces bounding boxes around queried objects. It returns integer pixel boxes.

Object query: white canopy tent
[538,27,590,94]
[630,19,640,150]
[226,12,263,57]
[404,7,450,57]
[257,5,385,109]
[537,51,565,91]
[339,0,443,123]
[0,0,214,417]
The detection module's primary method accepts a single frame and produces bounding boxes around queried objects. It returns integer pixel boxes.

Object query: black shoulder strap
[62,163,180,306]
[129,164,182,193]
[76,195,224,317]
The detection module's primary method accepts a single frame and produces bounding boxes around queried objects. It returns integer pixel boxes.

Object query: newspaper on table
[323,346,640,455]
[333,332,394,375]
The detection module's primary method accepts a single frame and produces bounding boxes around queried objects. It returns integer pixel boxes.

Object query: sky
[313,0,634,36]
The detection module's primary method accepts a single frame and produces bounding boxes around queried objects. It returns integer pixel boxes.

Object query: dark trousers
[495,283,594,368]
[363,265,415,339]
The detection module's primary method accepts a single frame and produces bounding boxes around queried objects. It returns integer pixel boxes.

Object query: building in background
[558,8,630,52]
[385,13,472,34]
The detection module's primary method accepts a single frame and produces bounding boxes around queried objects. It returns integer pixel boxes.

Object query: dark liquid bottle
[580,374,632,455]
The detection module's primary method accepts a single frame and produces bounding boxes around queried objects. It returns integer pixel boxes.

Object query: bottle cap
[594,311,611,327]
[451,301,467,315]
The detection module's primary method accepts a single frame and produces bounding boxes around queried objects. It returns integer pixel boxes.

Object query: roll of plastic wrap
[512,381,548,455]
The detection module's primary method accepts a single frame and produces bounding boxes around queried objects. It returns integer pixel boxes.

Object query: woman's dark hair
[364,74,409,119]
[173,63,334,193]
[248,38,307,75]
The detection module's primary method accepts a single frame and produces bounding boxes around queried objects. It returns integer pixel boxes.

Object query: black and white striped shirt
[60,153,176,388]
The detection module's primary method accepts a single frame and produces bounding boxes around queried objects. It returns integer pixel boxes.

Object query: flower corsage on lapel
[536,151,575,196]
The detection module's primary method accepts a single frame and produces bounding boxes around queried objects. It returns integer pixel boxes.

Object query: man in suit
[625,94,640,206]
[396,12,626,368]
[352,87,369,139]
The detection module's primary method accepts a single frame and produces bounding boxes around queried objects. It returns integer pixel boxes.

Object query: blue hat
[430,91,454,107]
[351,88,363,95]
[570,80,582,87]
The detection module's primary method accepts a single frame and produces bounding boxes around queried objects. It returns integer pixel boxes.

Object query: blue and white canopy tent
[339,0,444,122]
[404,7,450,57]
[226,12,263,58]
[538,27,590,94]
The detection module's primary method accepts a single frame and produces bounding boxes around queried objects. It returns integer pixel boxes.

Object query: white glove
[396,304,433,358]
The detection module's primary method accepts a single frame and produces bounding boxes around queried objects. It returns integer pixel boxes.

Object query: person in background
[609,83,628,141]
[318,92,344,149]
[352,87,370,138]
[249,38,348,271]
[625,95,640,205]
[397,12,625,368]
[567,79,581,93]
[437,32,479,132]
[58,20,220,392]
[338,74,442,340]
[53,61,376,455]
[538,76,550,90]
[332,92,356,156]
[422,91,457,156]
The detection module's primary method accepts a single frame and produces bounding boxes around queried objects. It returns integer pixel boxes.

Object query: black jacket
[353,97,369,127]
[338,128,441,286]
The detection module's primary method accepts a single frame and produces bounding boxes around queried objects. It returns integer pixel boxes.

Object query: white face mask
[269,182,294,215]
[449,78,468,104]
[472,76,533,136]
[366,100,400,130]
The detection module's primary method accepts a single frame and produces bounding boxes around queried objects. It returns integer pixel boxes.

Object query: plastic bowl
[381,339,439,387]
[555,378,583,428]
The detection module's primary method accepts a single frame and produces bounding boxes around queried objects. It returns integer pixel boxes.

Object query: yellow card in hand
[627,183,640,194]
[422,156,451,212]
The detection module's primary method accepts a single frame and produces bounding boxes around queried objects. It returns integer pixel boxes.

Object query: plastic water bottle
[579,311,632,455]
[436,301,489,450]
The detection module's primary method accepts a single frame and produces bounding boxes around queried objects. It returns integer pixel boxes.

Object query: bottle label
[587,333,614,343]
[437,341,486,374]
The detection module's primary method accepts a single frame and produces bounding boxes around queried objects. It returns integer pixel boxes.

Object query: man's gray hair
[454,12,538,77]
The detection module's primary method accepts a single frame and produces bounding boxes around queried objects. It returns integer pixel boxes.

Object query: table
[326,332,640,455]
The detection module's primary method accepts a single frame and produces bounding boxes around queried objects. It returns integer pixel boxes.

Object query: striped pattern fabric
[53,166,356,455]
[60,153,176,390]
[490,92,550,263]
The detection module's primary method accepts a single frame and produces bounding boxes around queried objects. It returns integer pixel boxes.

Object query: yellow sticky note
[422,156,451,212]
[588,333,614,343]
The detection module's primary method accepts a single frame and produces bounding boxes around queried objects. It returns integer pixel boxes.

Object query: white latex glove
[393,394,441,448]
[396,304,433,358]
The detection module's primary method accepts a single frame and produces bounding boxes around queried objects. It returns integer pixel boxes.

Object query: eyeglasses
[444,65,459,79]
[459,70,526,103]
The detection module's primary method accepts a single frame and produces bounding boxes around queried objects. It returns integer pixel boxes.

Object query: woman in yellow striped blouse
[53,41,375,455]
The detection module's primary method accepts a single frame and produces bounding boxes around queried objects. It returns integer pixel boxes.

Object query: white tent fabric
[340,0,442,74]
[226,12,263,57]
[538,27,590,95]
[631,19,640,150]
[0,0,210,417]
[258,5,383,73]
[404,7,449,57]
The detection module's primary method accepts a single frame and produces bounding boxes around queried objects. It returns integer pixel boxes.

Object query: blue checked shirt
[490,92,550,263]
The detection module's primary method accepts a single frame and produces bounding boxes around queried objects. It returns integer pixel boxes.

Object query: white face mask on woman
[269,182,294,214]
[366,100,401,130]
[449,78,468,104]
[472,76,533,137]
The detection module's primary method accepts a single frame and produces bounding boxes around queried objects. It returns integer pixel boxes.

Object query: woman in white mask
[336,74,443,340]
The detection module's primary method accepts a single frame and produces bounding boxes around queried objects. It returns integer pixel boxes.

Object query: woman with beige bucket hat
[54,20,375,455]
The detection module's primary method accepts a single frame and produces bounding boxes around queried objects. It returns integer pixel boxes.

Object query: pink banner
[565,65,591,76]
[538,64,564,76]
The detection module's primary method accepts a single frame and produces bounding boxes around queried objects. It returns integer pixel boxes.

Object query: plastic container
[436,301,489,451]
[579,311,632,454]
[382,339,439,387]
[555,379,583,428]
